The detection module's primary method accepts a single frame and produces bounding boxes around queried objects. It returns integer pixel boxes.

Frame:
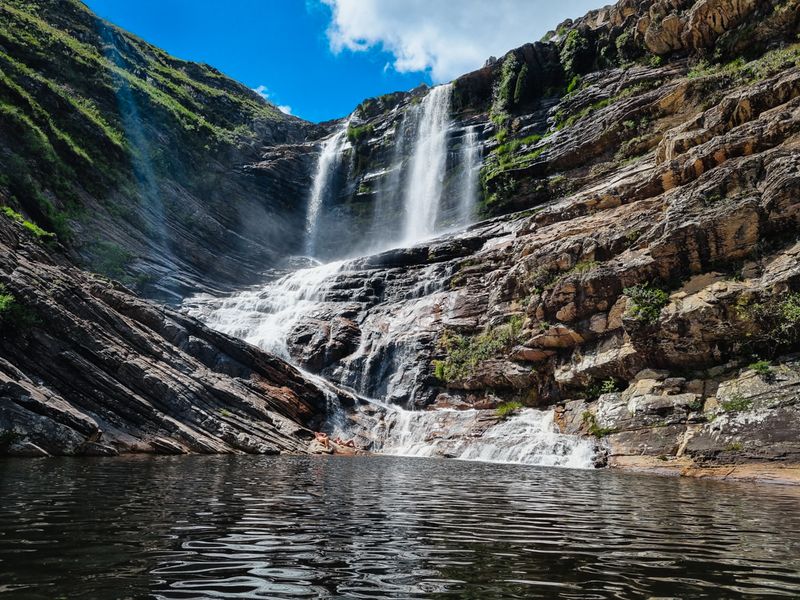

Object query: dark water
[1,456,800,599]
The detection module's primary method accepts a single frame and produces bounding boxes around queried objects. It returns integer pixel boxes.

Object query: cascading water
[457,125,481,226]
[304,123,349,257]
[402,84,452,244]
[183,82,596,470]
[345,402,595,468]
[184,260,344,359]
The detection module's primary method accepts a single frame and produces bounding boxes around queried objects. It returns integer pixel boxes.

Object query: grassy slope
[0,0,299,292]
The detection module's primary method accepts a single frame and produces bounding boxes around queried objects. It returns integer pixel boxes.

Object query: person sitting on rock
[333,436,356,448]
[314,431,329,448]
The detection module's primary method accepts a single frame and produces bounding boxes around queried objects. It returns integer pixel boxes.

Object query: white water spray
[184,260,344,359]
[372,405,595,468]
[458,125,481,226]
[305,123,349,257]
[402,84,452,243]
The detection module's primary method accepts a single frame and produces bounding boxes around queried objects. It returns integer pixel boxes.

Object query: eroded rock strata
[2,0,800,475]
[219,0,800,475]
[0,218,333,456]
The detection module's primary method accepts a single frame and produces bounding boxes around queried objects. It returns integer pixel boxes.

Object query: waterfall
[183,260,344,359]
[304,123,349,257]
[458,125,481,226]
[402,84,452,244]
[182,84,597,470]
[369,405,595,468]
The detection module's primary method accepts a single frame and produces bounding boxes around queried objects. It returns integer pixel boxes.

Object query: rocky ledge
[0,218,341,457]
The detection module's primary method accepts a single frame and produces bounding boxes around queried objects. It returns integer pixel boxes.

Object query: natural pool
[1,455,799,599]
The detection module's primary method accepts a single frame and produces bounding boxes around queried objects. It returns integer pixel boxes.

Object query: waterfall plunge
[304,124,349,258]
[184,84,597,470]
[458,125,481,226]
[402,84,452,244]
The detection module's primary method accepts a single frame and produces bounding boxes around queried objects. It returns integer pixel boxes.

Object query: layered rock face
[3,0,800,471]
[192,0,800,472]
[0,218,335,456]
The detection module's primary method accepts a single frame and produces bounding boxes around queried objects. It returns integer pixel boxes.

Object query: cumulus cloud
[253,84,270,101]
[320,0,601,82]
[253,85,292,115]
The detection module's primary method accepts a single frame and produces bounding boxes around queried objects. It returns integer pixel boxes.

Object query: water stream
[401,83,452,243]
[457,125,481,226]
[185,84,593,468]
[304,124,349,257]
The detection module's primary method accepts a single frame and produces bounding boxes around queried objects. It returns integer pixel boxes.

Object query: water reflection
[1,455,799,599]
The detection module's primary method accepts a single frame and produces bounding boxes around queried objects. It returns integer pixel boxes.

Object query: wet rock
[0,220,334,457]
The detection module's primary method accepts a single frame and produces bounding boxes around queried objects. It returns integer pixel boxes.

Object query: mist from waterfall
[402,83,452,244]
[304,123,349,258]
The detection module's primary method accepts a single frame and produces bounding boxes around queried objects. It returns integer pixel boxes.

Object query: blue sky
[84,0,602,123]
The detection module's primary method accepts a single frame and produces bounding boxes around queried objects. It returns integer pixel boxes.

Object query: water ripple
[1,455,799,599]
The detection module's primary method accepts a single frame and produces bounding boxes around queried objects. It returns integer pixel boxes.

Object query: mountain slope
[0,0,318,301]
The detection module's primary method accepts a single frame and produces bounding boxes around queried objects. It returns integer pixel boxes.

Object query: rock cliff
[192,0,800,474]
[3,0,800,474]
[0,214,339,456]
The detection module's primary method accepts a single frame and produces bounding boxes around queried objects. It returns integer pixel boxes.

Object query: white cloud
[320,0,602,82]
[253,84,270,101]
[253,85,292,115]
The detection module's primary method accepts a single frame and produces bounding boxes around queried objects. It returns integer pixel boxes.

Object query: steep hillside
[0,211,343,456]
[0,0,318,301]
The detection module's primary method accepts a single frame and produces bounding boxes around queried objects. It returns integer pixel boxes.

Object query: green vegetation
[687,44,800,83]
[736,292,800,352]
[495,133,544,157]
[748,360,773,379]
[687,397,704,412]
[586,378,621,400]
[624,284,669,324]
[491,53,521,125]
[432,316,524,383]
[725,441,744,452]
[0,284,13,316]
[528,260,599,295]
[481,172,520,211]
[565,75,582,95]
[1,206,55,240]
[720,393,753,413]
[346,123,374,144]
[553,97,613,131]
[0,0,294,261]
[0,283,39,332]
[581,411,616,437]
[496,401,524,419]
[560,29,591,77]
[88,241,133,279]
[513,64,529,105]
